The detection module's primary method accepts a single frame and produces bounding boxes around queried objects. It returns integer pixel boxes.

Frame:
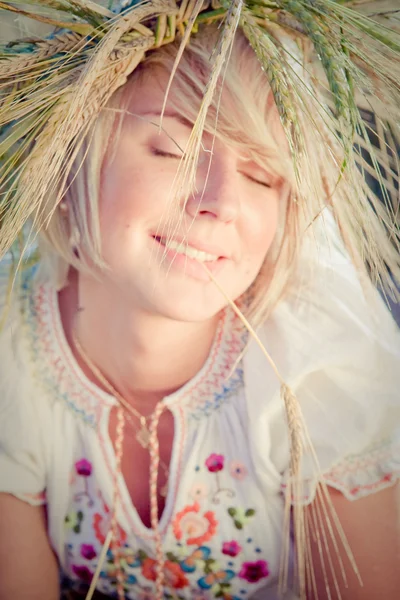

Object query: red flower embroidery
[75,458,92,477]
[238,560,269,583]
[141,558,189,589]
[173,502,217,545]
[93,513,126,545]
[205,453,224,472]
[222,540,242,557]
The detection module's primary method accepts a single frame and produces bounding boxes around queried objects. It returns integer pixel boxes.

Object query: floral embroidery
[68,526,268,598]
[75,458,92,476]
[222,541,242,557]
[64,449,264,598]
[101,564,137,586]
[93,512,127,545]
[190,481,210,501]
[71,564,93,583]
[142,557,190,589]
[238,560,269,583]
[178,546,211,572]
[229,461,248,481]
[99,547,139,589]
[227,507,255,530]
[80,543,97,560]
[74,458,94,505]
[205,453,225,472]
[65,510,84,534]
[203,453,236,504]
[197,568,235,589]
[173,502,218,545]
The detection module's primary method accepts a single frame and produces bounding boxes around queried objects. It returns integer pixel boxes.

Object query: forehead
[124,70,184,119]
[121,26,276,130]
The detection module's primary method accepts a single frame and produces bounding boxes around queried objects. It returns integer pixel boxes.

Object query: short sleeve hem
[281,438,400,505]
[11,491,47,507]
[321,438,399,501]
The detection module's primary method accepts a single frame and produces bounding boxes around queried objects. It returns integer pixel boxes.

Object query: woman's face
[98,72,282,322]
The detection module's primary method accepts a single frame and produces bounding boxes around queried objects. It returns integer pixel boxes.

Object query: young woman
[0,2,399,600]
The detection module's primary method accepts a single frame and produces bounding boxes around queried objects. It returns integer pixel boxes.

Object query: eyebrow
[141,110,193,129]
[128,111,189,154]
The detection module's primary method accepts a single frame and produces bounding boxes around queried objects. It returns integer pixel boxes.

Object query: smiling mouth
[153,236,223,263]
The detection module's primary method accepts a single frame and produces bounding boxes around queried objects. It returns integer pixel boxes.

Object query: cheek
[245,196,280,259]
[233,200,279,292]
[99,166,152,231]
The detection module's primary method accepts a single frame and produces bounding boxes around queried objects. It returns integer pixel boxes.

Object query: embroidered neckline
[23,271,247,426]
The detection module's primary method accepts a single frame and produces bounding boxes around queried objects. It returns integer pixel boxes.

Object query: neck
[59,269,220,411]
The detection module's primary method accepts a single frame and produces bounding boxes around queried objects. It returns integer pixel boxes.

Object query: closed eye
[241,172,272,188]
[151,147,183,159]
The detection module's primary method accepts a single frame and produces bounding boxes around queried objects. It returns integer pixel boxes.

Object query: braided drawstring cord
[85,407,126,600]
[148,401,167,599]
[111,407,127,599]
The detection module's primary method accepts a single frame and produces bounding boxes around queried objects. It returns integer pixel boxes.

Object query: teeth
[162,239,218,262]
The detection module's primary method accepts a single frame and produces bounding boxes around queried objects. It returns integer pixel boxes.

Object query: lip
[151,234,228,259]
[151,235,229,282]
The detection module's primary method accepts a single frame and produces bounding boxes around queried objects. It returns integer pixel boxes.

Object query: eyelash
[151,147,182,159]
[242,173,272,189]
[152,148,272,187]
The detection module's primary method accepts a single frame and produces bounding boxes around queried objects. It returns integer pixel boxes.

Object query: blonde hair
[40,25,304,324]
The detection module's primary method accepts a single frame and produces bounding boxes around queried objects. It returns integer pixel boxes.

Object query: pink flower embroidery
[189,482,209,501]
[230,460,248,481]
[238,560,269,583]
[222,540,242,557]
[72,564,93,582]
[173,502,217,545]
[205,453,224,472]
[75,458,92,477]
[80,543,97,560]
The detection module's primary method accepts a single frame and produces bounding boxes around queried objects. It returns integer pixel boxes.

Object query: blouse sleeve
[245,222,400,505]
[0,264,49,506]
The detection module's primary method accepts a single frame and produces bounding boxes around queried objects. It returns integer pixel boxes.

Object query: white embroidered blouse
[0,236,399,600]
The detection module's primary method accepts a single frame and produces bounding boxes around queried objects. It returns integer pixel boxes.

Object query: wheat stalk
[241,8,303,155]
[0,32,86,77]
[278,0,351,120]
[0,0,95,34]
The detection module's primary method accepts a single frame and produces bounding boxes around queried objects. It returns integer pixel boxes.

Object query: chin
[153,296,226,323]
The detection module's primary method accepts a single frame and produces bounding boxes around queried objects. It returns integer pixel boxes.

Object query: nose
[184,153,240,223]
